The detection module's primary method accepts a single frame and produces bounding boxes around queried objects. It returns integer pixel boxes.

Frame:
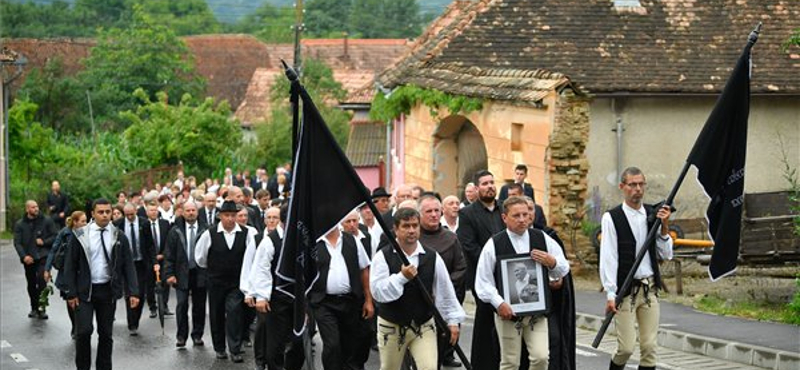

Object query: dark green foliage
[370,84,483,122]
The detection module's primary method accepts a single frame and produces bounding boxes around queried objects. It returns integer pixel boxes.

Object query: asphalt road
[0,241,674,370]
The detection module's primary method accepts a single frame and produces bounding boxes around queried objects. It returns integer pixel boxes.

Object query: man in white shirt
[441,195,460,232]
[194,201,257,363]
[475,196,570,370]
[370,208,465,370]
[600,167,673,370]
[308,226,373,370]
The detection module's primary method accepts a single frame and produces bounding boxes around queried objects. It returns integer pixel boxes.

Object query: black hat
[371,187,390,199]
[219,200,239,213]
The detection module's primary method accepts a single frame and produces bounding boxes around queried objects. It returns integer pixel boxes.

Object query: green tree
[138,0,221,35]
[228,3,295,43]
[305,0,351,37]
[349,0,421,38]
[18,57,87,133]
[0,0,91,38]
[77,4,205,130]
[240,58,351,172]
[121,89,242,176]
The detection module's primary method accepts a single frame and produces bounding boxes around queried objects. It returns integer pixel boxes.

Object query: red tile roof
[383,0,800,95]
[234,68,282,128]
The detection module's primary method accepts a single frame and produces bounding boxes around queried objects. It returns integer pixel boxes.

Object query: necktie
[130,221,140,261]
[99,228,111,277]
[188,225,197,269]
[152,221,159,251]
[208,210,213,225]
[261,209,265,219]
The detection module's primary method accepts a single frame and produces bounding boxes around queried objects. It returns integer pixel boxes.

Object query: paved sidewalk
[575,290,800,370]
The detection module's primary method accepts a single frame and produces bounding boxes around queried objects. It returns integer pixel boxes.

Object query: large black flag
[275,81,369,335]
[687,40,752,281]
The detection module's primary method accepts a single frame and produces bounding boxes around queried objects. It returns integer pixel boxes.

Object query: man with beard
[418,194,467,368]
[456,170,504,370]
[165,199,208,348]
[14,200,58,319]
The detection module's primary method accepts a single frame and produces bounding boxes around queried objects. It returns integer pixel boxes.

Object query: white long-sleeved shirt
[370,242,465,326]
[599,203,674,300]
[239,225,260,298]
[321,234,370,295]
[249,227,284,302]
[475,229,570,309]
[194,223,256,269]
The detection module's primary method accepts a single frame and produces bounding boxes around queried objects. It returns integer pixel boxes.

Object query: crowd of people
[12,163,673,370]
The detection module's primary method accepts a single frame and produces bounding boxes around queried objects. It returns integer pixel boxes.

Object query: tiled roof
[386,0,800,95]
[184,35,271,109]
[0,38,94,91]
[233,68,283,128]
[345,121,387,167]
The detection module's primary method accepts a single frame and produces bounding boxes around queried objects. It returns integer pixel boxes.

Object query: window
[511,123,523,152]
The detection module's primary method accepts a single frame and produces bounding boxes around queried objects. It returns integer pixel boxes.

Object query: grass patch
[0,230,12,240]
[694,294,798,325]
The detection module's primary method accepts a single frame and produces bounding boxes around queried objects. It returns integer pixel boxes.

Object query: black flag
[276,83,369,335]
[687,39,752,281]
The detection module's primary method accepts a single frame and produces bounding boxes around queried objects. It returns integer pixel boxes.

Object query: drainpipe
[611,98,624,179]
[385,119,392,188]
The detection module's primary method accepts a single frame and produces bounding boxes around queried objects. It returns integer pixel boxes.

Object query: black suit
[198,207,219,230]
[114,217,156,331]
[165,218,207,341]
[456,200,504,370]
[267,181,291,200]
[63,224,139,370]
[142,218,171,312]
[498,182,535,203]
[533,204,547,229]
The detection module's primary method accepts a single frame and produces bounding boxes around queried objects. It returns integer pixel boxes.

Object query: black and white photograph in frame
[497,253,549,316]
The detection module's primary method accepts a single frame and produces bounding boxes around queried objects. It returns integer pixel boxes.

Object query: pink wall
[356,167,381,190]
[390,115,406,191]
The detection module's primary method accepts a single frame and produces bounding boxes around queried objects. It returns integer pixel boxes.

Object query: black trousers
[24,258,47,311]
[207,282,243,355]
[265,296,305,370]
[75,283,117,370]
[350,299,373,370]
[175,268,207,341]
[311,295,361,370]
[242,304,256,342]
[470,290,500,370]
[126,261,149,330]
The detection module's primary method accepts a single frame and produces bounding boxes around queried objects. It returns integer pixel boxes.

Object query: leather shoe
[192,338,204,346]
[609,360,626,370]
[164,310,175,316]
[149,311,157,318]
[37,311,49,320]
[176,339,186,348]
[129,328,138,336]
[231,354,244,363]
[215,352,228,359]
[28,310,37,318]
[442,357,462,367]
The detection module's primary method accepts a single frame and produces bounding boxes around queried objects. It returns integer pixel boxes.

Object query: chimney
[343,32,349,59]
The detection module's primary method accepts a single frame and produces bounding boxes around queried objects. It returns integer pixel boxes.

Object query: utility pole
[86,90,97,154]
[0,49,27,232]
[293,0,304,76]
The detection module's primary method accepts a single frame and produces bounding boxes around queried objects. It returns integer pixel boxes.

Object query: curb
[576,313,800,370]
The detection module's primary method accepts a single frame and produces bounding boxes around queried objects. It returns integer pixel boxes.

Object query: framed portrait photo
[496,254,549,317]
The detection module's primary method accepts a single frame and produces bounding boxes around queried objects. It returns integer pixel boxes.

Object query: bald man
[14,200,58,319]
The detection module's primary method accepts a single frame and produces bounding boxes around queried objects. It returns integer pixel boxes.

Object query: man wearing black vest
[308,225,373,370]
[63,198,140,370]
[249,203,305,370]
[417,193,467,368]
[340,210,375,370]
[475,196,570,370]
[600,167,673,370]
[371,208,465,370]
[164,199,208,348]
[194,201,257,363]
[115,203,158,336]
[456,170,505,370]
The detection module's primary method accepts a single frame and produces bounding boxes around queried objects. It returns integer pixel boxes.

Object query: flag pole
[280,63,472,369]
[592,22,761,348]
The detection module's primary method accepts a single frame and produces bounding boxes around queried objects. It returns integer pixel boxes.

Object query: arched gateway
[432,115,487,198]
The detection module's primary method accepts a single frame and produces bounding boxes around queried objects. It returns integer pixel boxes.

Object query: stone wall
[547,89,592,262]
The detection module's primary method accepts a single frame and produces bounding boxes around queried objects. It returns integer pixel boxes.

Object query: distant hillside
[8,0,451,24]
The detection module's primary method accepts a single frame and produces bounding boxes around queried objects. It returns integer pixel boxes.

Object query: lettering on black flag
[276,85,369,335]
[687,42,751,281]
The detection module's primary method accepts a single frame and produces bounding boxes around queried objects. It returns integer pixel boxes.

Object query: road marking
[661,323,677,327]
[10,353,29,362]
[0,340,10,348]
[575,348,598,357]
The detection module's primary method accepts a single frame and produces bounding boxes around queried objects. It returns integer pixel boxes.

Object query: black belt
[325,293,354,300]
